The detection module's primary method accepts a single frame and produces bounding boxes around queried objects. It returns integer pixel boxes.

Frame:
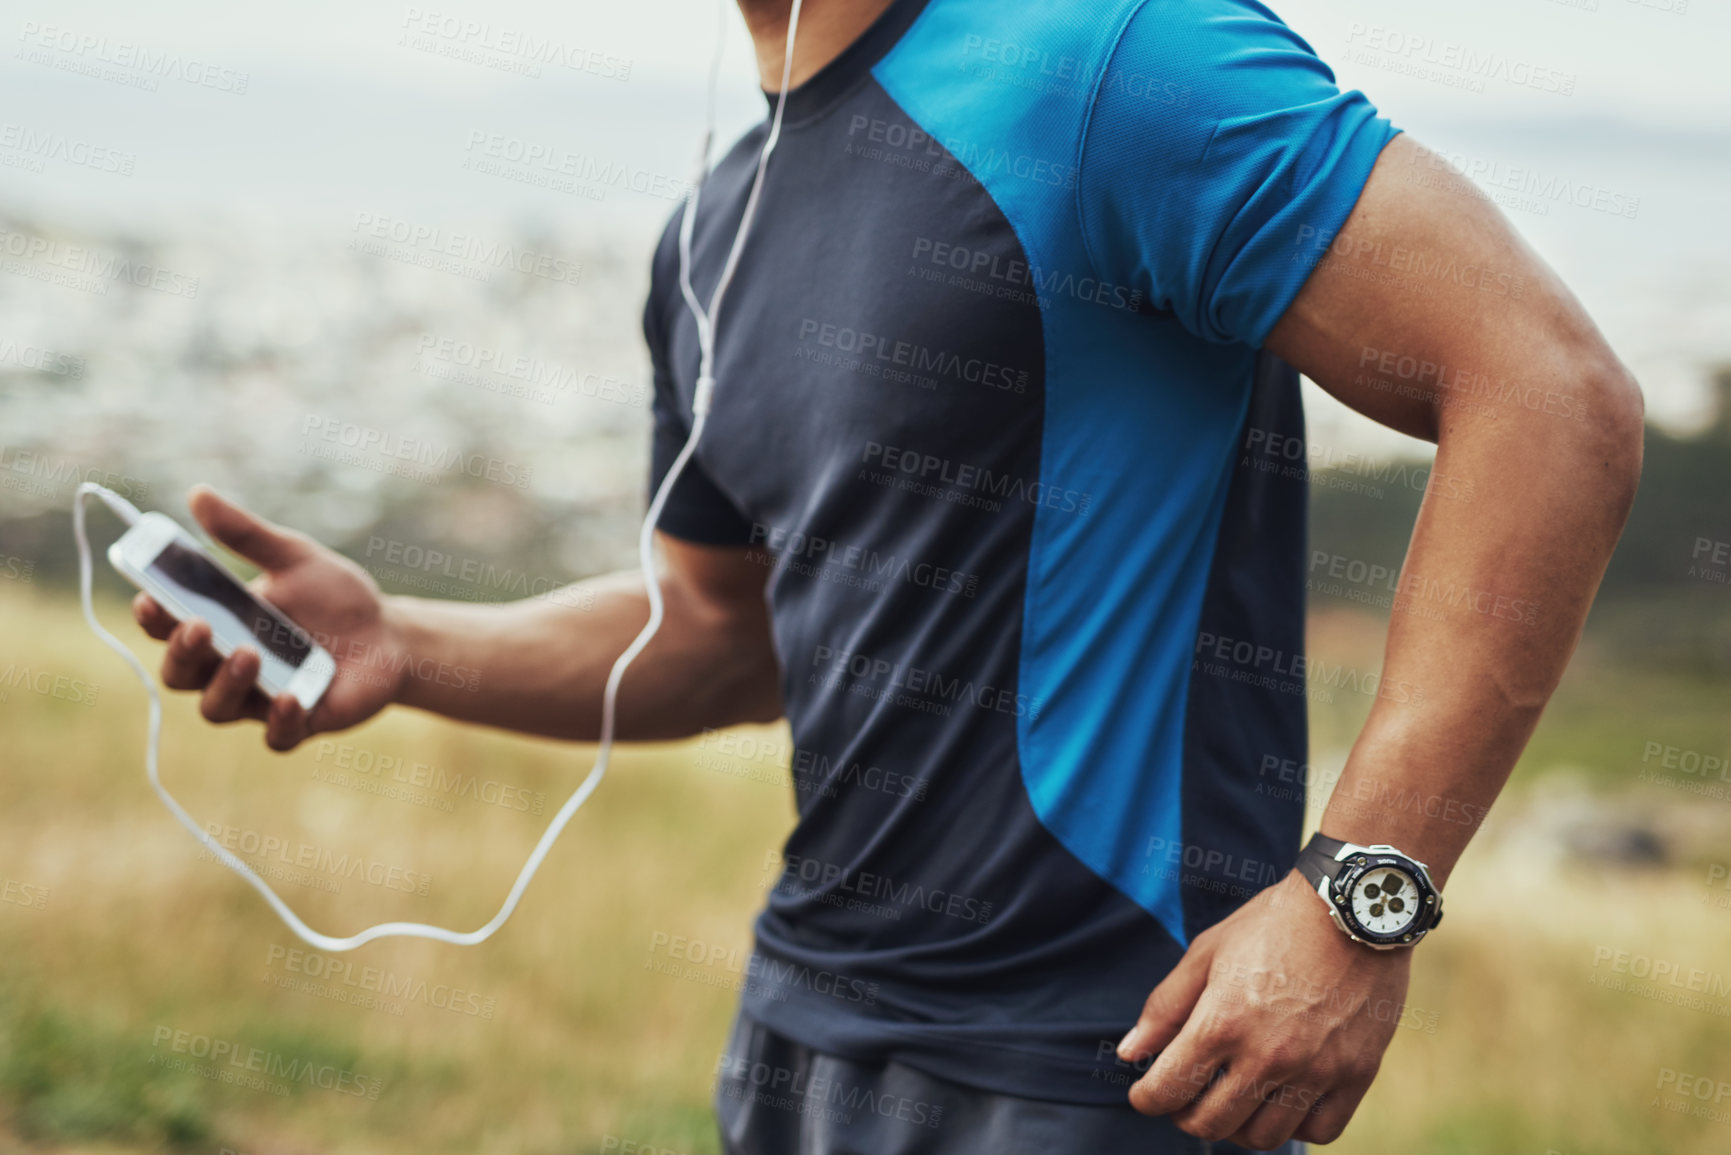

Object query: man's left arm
[1118,133,1645,1149]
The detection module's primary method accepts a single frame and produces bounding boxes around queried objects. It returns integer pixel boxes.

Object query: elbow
[1582,353,1645,521]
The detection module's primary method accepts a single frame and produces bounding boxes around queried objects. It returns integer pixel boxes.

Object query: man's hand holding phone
[131,485,404,751]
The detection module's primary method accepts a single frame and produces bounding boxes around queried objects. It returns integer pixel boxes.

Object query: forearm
[383,567,781,742]
[1320,376,1643,885]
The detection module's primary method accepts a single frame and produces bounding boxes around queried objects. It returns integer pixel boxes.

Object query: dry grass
[1,586,1727,1153]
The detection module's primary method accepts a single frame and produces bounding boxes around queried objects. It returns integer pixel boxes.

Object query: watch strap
[1295,832,1352,893]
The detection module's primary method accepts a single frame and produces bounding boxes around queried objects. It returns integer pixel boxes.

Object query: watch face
[1346,865,1423,939]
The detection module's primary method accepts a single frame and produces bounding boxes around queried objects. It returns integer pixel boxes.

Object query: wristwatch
[1295,833,1444,950]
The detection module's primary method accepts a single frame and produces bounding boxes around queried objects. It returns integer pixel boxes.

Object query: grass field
[3,584,1730,1153]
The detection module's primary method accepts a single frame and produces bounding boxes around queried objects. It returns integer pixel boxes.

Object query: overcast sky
[2,0,1725,230]
[3,0,1726,445]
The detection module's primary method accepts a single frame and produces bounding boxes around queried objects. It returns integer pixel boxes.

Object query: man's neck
[737,0,899,91]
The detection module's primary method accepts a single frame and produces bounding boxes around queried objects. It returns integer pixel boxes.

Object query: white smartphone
[107,511,337,711]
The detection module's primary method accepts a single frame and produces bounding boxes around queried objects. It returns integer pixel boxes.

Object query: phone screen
[148,539,313,668]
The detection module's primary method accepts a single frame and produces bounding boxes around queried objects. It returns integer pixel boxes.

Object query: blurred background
[2,0,1729,1151]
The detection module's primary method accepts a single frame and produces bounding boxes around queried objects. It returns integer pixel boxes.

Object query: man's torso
[644,0,1384,1101]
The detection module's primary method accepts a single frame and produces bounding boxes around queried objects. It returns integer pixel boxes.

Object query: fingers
[1294,1074,1374,1145]
[199,646,270,725]
[263,694,311,752]
[1227,1083,1329,1151]
[132,592,176,640]
[1211,1038,1377,1148]
[1119,931,1216,1064]
[187,483,311,572]
[1156,1015,1326,1147]
[1126,1008,1229,1118]
[161,619,223,691]
[157,618,265,724]
[147,611,315,749]
[1123,928,1329,1144]
[1170,1062,1268,1144]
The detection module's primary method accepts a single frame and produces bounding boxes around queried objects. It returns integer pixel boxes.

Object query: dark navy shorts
[714,1011,1305,1155]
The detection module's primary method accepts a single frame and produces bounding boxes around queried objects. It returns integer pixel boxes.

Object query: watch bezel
[1331,852,1441,947]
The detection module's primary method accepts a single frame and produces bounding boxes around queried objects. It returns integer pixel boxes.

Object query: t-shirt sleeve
[643,270,757,547]
[1078,0,1400,348]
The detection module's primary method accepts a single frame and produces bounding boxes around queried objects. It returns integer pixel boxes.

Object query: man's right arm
[387,533,783,742]
[132,484,783,751]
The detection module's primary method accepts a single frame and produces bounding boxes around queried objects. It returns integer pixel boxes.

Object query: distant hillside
[1309,367,1731,672]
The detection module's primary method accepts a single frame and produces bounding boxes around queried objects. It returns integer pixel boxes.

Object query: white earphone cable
[70,0,804,952]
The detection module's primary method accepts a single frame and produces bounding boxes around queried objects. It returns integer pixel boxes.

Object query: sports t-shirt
[642,0,1398,1104]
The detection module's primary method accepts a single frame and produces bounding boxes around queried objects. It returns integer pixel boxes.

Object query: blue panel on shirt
[644,0,1395,1102]
[875,0,1393,947]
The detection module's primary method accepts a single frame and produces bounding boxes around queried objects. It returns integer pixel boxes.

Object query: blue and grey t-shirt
[643,0,1397,1104]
